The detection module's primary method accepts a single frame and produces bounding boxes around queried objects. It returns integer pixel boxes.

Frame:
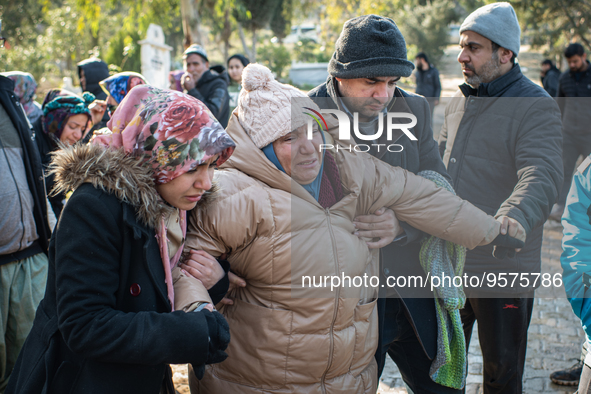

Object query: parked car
[448,24,460,44]
[284,24,320,44]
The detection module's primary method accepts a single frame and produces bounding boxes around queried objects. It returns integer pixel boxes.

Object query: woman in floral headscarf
[1,71,43,123]
[6,85,236,394]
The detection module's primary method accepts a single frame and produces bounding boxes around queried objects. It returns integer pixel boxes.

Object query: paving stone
[465,383,482,394]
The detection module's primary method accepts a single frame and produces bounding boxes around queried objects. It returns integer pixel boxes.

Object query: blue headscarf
[99,72,148,104]
[262,130,326,201]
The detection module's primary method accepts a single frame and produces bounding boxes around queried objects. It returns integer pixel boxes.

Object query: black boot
[550,361,583,386]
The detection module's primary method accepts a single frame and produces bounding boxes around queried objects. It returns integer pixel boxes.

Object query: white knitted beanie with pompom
[237,63,315,149]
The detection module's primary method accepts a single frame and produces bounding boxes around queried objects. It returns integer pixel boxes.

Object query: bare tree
[180,0,205,48]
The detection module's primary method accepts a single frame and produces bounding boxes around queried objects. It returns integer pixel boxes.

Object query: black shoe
[550,361,583,386]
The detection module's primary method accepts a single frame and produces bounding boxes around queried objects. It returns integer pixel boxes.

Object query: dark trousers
[460,294,534,394]
[376,297,461,394]
[559,132,591,206]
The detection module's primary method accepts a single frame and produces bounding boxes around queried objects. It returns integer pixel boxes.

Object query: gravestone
[138,24,173,89]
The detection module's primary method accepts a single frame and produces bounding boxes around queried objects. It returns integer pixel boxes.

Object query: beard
[337,83,391,121]
[462,51,503,89]
[572,62,587,73]
[340,96,388,120]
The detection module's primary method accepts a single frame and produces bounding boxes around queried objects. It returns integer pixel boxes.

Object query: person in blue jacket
[562,154,591,393]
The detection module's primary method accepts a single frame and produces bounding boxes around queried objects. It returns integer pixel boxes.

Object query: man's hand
[492,216,527,259]
[182,73,196,91]
[353,207,403,249]
[218,272,246,306]
[88,100,107,126]
[179,250,225,290]
[497,215,526,250]
[434,99,440,106]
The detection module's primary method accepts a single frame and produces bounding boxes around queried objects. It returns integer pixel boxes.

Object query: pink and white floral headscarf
[93,85,235,184]
[93,85,235,309]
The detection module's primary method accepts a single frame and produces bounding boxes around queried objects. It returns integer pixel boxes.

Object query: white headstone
[61,77,82,95]
[138,24,173,89]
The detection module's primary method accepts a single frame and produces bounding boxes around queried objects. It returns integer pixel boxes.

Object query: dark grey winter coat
[439,64,563,293]
[186,66,230,128]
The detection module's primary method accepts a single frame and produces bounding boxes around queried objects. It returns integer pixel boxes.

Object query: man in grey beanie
[439,3,563,393]
[310,15,462,394]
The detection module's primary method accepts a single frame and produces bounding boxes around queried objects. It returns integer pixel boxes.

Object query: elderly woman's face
[273,124,323,185]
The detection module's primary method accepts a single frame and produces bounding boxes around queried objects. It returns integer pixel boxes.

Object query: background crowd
[1,1,591,394]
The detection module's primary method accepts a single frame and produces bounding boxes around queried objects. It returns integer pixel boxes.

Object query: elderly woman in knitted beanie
[6,85,236,394]
[181,64,524,394]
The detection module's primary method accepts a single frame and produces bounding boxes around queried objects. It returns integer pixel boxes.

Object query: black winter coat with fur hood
[6,143,223,394]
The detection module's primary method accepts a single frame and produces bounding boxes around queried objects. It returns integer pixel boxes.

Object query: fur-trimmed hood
[49,143,215,230]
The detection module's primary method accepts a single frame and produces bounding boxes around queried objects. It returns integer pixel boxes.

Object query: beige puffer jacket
[185,113,501,394]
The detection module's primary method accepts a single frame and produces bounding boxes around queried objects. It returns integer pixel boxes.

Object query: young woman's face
[155,156,218,211]
[59,114,88,145]
[228,58,245,84]
[273,124,323,185]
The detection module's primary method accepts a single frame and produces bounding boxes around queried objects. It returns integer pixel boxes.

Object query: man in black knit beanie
[310,14,460,394]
